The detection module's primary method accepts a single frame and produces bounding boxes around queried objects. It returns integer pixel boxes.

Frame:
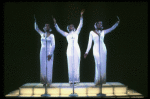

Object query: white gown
[55,17,83,83]
[34,22,55,84]
[85,22,119,84]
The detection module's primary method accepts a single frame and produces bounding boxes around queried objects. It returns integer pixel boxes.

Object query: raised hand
[34,14,36,22]
[81,9,85,16]
[52,15,56,24]
[117,16,120,23]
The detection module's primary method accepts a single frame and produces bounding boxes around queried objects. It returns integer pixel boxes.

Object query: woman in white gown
[84,16,120,85]
[53,10,84,85]
[34,18,55,87]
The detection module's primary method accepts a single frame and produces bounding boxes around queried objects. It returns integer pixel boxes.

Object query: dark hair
[96,21,102,25]
[43,24,52,32]
[67,24,76,32]
[94,21,103,30]
[44,24,50,27]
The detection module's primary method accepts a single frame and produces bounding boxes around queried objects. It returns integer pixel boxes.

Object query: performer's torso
[66,31,79,47]
[41,34,52,48]
[66,31,80,56]
[92,30,104,44]
[91,30,106,54]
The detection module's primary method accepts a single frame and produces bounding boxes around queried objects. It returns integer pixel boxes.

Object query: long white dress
[55,17,83,83]
[85,22,119,84]
[34,22,55,84]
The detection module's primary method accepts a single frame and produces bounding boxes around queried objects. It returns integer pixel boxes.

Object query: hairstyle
[43,24,52,32]
[67,24,76,32]
[94,21,103,30]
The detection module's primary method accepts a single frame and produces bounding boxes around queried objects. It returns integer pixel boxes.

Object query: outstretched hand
[52,16,56,24]
[81,9,85,16]
[117,16,120,23]
[34,14,36,22]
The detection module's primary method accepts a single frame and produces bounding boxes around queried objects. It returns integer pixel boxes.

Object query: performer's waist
[93,43,100,47]
[68,42,78,45]
[67,43,79,47]
[93,44,106,50]
[94,42,105,46]
[41,46,52,49]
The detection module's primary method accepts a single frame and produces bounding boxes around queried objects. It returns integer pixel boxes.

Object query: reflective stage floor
[5,82,144,98]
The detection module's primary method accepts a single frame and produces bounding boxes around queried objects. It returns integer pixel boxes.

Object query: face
[44,24,50,31]
[69,24,74,31]
[97,21,103,29]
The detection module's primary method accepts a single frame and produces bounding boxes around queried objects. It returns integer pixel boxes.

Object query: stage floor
[5,82,144,98]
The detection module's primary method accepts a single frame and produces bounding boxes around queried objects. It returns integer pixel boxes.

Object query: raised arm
[76,9,84,34]
[49,34,55,55]
[34,15,44,35]
[54,23,68,37]
[84,31,93,58]
[52,16,68,37]
[104,16,120,35]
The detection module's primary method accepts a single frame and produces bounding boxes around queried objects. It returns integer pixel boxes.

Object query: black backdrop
[4,2,148,97]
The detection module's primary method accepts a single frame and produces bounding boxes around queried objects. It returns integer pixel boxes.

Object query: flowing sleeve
[76,17,83,34]
[54,23,68,37]
[104,22,119,35]
[34,21,44,35]
[49,34,55,55]
[85,31,93,54]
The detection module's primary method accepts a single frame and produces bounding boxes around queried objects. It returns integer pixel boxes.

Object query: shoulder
[50,33,55,38]
[90,30,94,33]
[65,32,69,34]
[40,33,44,37]
[64,32,69,36]
[50,33,54,36]
[90,30,95,34]
[102,30,105,34]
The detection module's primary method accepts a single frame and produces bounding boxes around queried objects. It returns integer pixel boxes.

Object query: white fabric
[35,22,55,84]
[40,33,55,84]
[55,17,83,83]
[85,22,118,84]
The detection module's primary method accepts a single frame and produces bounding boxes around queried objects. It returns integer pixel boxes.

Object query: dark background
[4,2,148,97]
